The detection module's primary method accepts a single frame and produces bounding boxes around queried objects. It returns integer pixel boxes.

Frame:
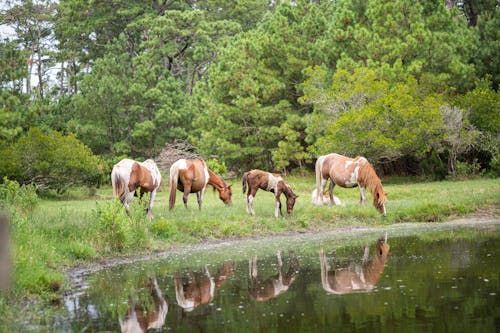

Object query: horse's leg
[248,188,258,216]
[146,190,157,220]
[182,184,192,209]
[275,192,283,218]
[197,187,206,210]
[328,182,336,205]
[362,244,370,263]
[359,186,367,205]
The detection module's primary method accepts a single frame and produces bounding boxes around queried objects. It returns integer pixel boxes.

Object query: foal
[242,169,298,218]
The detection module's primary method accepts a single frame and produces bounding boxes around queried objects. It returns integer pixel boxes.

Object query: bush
[93,201,151,253]
[0,128,105,194]
[0,177,39,214]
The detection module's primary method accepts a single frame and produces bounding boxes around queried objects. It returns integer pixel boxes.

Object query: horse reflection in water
[119,277,168,333]
[174,261,235,312]
[320,234,390,294]
[248,251,299,301]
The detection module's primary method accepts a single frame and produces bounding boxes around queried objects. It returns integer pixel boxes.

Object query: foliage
[0,128,105,193]
[93,200,151,253]
[0,0,498,177]
[0,177,39,214]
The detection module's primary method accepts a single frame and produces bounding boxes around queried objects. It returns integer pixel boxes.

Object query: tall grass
[2,176,499,303]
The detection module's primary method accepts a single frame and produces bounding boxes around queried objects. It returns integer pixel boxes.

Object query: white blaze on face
[266,173,283,192]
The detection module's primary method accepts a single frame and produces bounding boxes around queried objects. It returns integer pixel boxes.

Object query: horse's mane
[358,160,386,204]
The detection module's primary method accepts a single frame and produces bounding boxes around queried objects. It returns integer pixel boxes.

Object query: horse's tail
[314,155,325,204]
[169,163,180,210]
[242,172,249,194]
[111,166,125,203]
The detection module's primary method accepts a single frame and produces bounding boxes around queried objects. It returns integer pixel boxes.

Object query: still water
[48,221,498,332]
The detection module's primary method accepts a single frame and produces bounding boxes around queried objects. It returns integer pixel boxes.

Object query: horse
[174,261,235,312]
[119,277,168,333]
[319,234,390,295]
[311,189,343,206]
[111,158,162,220]
[314,153,387,216]
[242,169,298,218]
[248,251,299,302]
[168,159,232,210]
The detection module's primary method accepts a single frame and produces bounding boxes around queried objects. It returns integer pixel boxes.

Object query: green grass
[2,176,499,305]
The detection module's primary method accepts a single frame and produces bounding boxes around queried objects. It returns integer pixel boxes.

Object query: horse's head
[219,184,232,205]
[376,233,390,259]
[373,184,387,217]
[285,185,298,215]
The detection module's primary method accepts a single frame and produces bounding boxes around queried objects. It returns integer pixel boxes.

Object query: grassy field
[2,176,500,304]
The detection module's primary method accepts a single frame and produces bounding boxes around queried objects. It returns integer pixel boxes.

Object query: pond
[33,220,499,332]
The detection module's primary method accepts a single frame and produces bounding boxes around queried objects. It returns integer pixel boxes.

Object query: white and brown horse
[248,251,299,302]
[111,158,162,220]
[174,261,235,312]
[168,159,232,210]
[311,189,343,206]
[319,234,390,295]
[119,277,168,333]
[242,169,298,218]
[314,153,387,216]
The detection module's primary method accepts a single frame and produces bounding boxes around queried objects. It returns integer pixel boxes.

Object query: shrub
[0,128,105,194]
[0,177,39,214]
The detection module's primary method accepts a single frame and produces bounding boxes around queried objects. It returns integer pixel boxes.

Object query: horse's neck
[207,169,224,191]
[363,252,386,283]
[359,164,381,193]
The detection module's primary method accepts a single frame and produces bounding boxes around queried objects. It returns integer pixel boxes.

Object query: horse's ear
[385,192,388,196]
[228,184,232,189]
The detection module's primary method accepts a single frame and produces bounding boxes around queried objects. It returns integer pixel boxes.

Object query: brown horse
[319,234,390,295]
[314,153,387,216]
[174,261,235,312]
[242,169,298,218]
[111,158,162,220]
[168,159,232,210]
[119,277,168,333]
[248,251,299,302]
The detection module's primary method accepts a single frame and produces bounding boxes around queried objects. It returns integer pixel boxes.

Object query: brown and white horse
[248,251,299,302]
[119,277,168,333]
[319,234,390,295]
[168,159,232,210]
[111,158,162,220]
[174,261,235,312]
[242,169,298,218]
[314,153,387,216]
[311,189,343,206]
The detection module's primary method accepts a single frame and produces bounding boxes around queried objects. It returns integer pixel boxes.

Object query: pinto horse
[248,251,299,302]
[111,158,162,220]
[168,159,232,210]
[119,277,168,333]
[314,153,387,216]
[242,169,298,218]
[174,261,235,312]
[319,234,390,294]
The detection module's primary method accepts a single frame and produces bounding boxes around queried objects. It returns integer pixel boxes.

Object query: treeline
[0,0,498,192]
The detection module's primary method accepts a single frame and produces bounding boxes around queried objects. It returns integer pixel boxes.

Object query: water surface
[47,221,500,332]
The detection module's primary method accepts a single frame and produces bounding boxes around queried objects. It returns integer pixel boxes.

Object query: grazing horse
[319,234,390,295]
[314,153,387,216]
[119,277,168,333]
[111,158,162,220]
[248,251,299,302]
[174,261,235,312]
[242,169,298,218]
[169,159,232,210]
